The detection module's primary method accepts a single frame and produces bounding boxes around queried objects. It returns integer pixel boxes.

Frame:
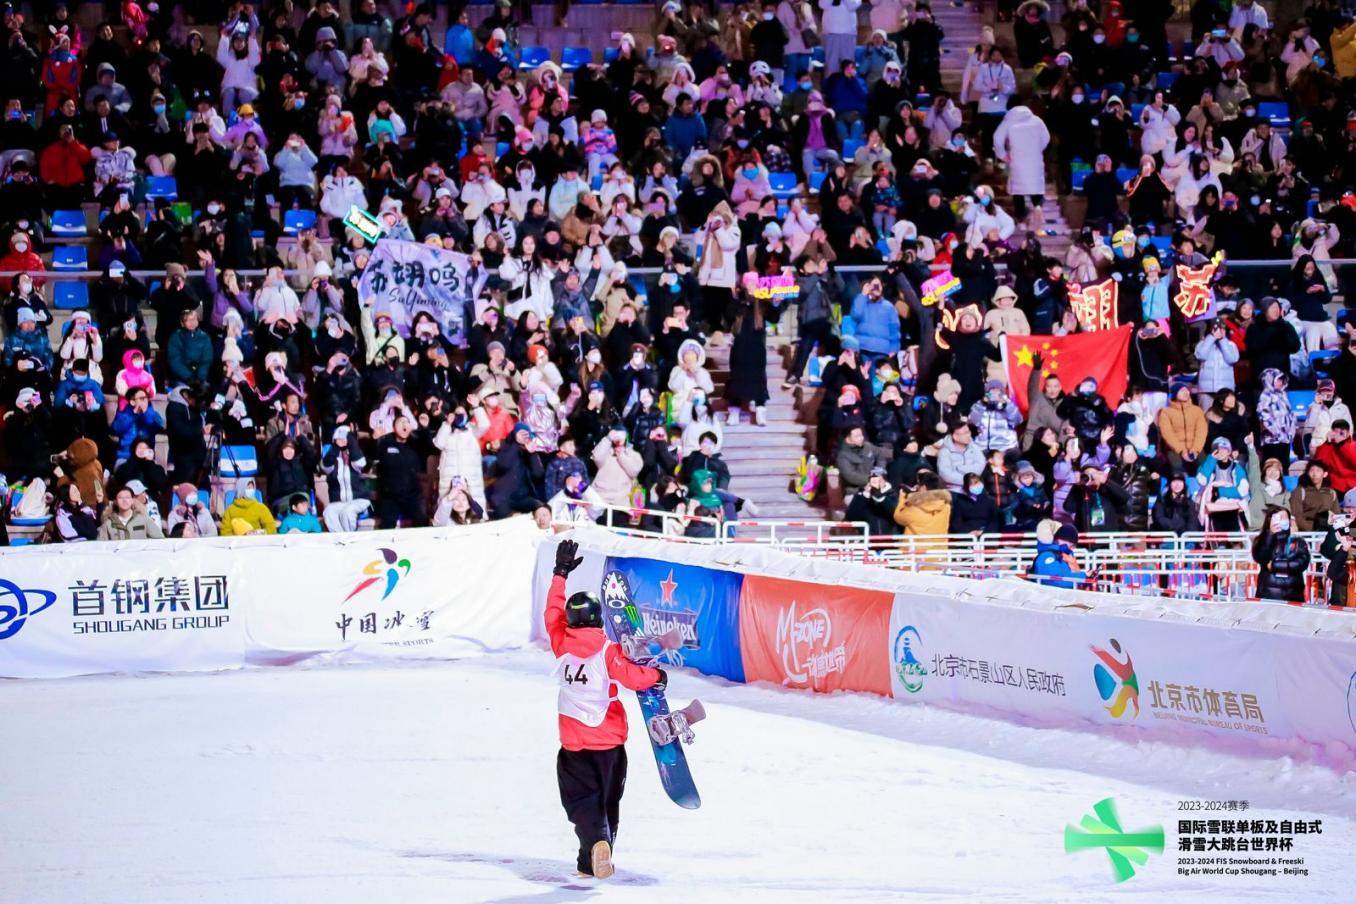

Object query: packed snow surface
[4,649,1355,903]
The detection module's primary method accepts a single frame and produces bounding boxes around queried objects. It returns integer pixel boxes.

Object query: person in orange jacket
[545,538,665,880]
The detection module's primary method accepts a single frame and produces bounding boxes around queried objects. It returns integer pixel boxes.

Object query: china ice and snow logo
[893,624,928,693]
[0,578,57,640]
[1064,797,1164,883]
[344,548,411,602]
[1091,638,1141,719]
[775,600,845,687]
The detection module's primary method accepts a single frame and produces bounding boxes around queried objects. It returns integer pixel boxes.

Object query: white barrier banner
[1272,635,1356,753]
[0,544,248,679]
[889,590,1293,744]
[0,519,542,679]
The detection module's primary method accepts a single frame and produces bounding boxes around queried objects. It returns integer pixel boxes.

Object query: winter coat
[844,295,901,356]
[835,439,892,494]
[696,205,741,290]
[97,509,165,541]
[1011,482,1051,531]
[893,488,952,538]
[1304,399,1353,449]
[1058,393,1113,448]
[726,315,768,405]
[1290,484,1339,533]
[1027,541,1087,588]
[972,61,1016,114]
[936,438,986,492]
[1156,400,1207,458]
[1151,490,1202,533]
[544,574,662,750]
[1253,531,1310,603]
[1193,334,1238,394]
[1111,462,1156,531]
[992,106,1049,197]
[1256,369,1296,447]
[869,400,913,451]
[110,405,164,462]
[949,490,1000,534]
[166,327,213,385]
[321,444,370,506]
[1312,439,1356,495]
[591,436,642,507]
[968,399,1022,452]
[433,419,488,508]
[1064,480,1130,533]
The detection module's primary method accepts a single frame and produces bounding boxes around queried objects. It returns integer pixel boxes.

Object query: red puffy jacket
[1312,439,1356,494]
[544,574,660,751]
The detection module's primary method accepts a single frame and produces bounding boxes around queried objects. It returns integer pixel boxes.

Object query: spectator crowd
[0,1,1354,606]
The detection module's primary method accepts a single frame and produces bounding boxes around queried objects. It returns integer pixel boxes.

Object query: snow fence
[533,526,1356,761]
[0,517,542,678]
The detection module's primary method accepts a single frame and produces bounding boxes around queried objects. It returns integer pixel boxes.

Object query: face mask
[1273,517,1290,532]
[521,141,534,151]
[1243,107,1256,117]
[763,11,774,19]
[1071,93,1084,104]
[980,196,991,206]
[885,71,899,82]
[6,110,20,120]
[532,393,547,405]
[294,98,305,110]
[586,350,602,364]
[1136,236,1150,248]
[153,103,166,114]
[799,80,812,91]
[700,441,715,453]
[14,241,27,253]
[968,485,983,497]
[1127,33,1139,43]
[1092,34,1105,44]
[631,353,645,367]
[947,240,959,251]
[207,203,222,215]
[743,166,758,179]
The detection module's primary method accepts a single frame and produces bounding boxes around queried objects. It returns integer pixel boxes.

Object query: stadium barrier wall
[0,517,542,679]
[534,526,1356,761]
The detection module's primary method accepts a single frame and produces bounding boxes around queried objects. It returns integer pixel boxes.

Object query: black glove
[554,538,583,577]
[652,668,668,692]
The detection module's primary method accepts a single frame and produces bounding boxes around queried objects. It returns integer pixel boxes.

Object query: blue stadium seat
[495,141,510,158]
[590,173,603,191]
[768,171,798,199]
[52,245,87,271]
[53,282,89,310]
[1071,169,1090,191]
[282,208,317,235]
[808,170,827,192]
[145,175,178,200]
[1156,71,1180,89]
[218,445,259,477]
[1130,103,1146,122]
[1288,390,1316,422]
[1149,236,1173,258]
[518,46,550,70]
[561,47,592,72]
[1115,167,1138,185]
[1284,475,1299,493]
[50,209,86,237]
[876,238,891,257]
[841,138,864,160]
[1310,349,1340,376]
[603,47,619,65]
[1258,101,1290,128]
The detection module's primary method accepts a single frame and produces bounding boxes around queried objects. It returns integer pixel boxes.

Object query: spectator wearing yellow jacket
[220,477,279,536]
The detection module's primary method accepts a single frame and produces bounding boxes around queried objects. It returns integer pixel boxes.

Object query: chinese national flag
[1002,325,1133,415]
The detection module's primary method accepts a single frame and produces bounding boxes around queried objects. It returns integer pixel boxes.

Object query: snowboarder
[546,539,667,879]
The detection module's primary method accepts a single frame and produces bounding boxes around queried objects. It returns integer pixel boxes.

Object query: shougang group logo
[0,578,57,640]
[1091,638,1141,719]
[775,600,845,686]
[344,548,412,602]
[893,624,928,693]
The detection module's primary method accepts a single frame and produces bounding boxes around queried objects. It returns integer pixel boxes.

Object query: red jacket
[1313,439,1356,494]
[39,139,92,188]
[545,575,660,751]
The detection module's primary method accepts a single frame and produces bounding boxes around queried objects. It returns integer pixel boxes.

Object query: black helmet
[565,591,603,629]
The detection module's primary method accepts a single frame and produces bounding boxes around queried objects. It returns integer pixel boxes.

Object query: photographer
[1063,462,1130,533]
[320,425,372,532]
[1253,506,1310,604]
[1320,491,1356,607]
[166,382,210,485]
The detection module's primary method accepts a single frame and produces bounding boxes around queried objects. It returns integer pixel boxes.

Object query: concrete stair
[702,337,827,521]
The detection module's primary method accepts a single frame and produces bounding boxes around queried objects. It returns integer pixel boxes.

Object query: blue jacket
[443,24,475,65]
[111,405,165,460]
[55,373,106,409]
[279,511,323,533]
[167,328,213,385]
[824,73,869,116]
[2,327,53,371]
[844,295,901,355]
[663,112,708,162]
[1028,541,1087,588]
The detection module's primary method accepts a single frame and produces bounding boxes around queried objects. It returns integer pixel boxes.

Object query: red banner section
[738,574,892,696]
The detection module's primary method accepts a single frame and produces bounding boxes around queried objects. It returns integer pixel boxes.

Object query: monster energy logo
[1064,798,1165,883]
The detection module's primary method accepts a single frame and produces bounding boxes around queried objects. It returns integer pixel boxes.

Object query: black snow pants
[557,745,628,873]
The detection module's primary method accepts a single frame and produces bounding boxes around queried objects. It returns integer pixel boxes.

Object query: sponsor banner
[889,590,1295,744]
[0,545,247,679]
[0,519,541,679]
[739,574,891,695]
[602,557,745,682]
[356,238,485,343]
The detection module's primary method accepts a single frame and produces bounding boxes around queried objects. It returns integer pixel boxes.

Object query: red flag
[1002,326,1133,415]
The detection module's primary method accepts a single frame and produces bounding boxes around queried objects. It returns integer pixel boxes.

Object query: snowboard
[600,570,702,810]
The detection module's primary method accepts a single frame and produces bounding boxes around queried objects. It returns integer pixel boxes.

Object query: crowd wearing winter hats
[0,2,1354,560]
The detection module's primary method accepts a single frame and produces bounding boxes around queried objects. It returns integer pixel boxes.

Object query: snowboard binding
[647,700,706,746]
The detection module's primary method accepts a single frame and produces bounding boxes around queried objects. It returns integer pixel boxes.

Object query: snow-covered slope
[3,650,1354,903]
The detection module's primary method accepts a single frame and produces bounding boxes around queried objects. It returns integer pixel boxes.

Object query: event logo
[1091,638,1141,720]
[893,625,928,693]
[0,578,57,640]
[1064,798,1165,883]
[775,600,845,686]
[344,548,412,602]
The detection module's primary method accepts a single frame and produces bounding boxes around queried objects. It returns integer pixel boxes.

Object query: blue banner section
[603,557,745,683]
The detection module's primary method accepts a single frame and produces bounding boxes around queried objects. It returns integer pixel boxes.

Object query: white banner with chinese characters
[0,519,542,679]
[356,239,486,343]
